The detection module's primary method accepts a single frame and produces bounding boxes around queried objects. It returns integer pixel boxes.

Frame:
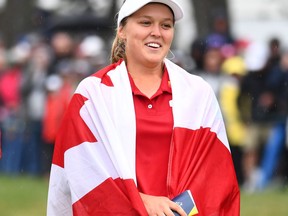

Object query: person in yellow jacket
[220,56,247,186]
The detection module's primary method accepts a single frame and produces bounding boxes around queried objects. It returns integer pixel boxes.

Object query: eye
[139,20,151,26]
[162,23,173,30]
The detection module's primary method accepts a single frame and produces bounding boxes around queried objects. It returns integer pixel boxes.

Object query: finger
[162,205,180,216]
[170,202,187,216]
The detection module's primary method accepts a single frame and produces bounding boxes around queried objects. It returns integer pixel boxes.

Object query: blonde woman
[47,0,240,215]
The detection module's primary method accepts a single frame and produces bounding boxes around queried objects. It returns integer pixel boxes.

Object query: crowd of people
[0,31,109,176]
[188,13,288,193]
[0,14,287,194]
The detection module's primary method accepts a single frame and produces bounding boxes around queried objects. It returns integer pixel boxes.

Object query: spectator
[257,49,288,189]
[195,46,225,98]
[47,31,75,75]
[21,42,52,175]
[0,41,30,174]
[41,60,76,176]
[77,35,108,74]
[219,55,248,186]
[239,41,284,192]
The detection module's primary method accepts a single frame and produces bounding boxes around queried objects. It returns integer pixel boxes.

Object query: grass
[0,174,288,216]
[241,187,288,216]
[0,174,48,216]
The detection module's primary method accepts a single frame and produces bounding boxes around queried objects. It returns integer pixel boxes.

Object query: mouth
[146,42,161,49]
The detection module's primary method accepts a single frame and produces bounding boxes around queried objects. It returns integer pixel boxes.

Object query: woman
[47,0,240,215]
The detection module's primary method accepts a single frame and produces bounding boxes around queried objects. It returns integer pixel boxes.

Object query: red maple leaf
[52,93,97,168]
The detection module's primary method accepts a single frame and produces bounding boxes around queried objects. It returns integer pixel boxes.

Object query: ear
[118,26,126,40]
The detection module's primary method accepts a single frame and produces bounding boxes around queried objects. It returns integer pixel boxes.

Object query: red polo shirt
[128,67,173,196]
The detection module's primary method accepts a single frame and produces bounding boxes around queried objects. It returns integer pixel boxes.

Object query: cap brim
[117,0,184,27]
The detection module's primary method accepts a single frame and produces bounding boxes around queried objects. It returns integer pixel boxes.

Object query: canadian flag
[47,60,240,216]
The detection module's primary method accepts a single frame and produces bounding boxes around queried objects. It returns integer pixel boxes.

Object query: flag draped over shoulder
[47,59,240,216]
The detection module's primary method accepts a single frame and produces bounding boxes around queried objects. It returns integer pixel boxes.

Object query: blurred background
[0,0,288,215]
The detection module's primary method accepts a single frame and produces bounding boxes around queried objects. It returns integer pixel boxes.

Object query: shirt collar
[128,65,172,97]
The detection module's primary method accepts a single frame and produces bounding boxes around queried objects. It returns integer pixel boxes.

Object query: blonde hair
[110,18,128,64]
[110,34,126,64]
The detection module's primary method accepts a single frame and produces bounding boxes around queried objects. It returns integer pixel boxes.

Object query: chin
[146,54,166,63]
[145,58,164,65]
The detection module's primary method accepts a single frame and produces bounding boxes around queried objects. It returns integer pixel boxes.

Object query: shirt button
[148,104,153,109]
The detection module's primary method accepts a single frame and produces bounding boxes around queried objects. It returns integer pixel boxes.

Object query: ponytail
[110,17,128,64]
[110,34,126,64]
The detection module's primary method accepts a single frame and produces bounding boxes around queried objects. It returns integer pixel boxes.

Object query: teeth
[147,43,160,48]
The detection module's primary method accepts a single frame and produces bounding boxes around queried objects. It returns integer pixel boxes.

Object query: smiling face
[118,3,175,67]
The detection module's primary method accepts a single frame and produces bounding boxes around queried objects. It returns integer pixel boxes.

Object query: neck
[127,61,164,98]
[127,60,164,77]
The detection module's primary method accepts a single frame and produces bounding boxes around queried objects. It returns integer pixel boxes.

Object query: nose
[150,24,161,37]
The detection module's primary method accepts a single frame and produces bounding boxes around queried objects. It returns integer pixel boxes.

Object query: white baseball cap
[117,0,184,27]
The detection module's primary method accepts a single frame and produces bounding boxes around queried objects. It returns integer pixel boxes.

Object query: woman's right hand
[139,192,187,216]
